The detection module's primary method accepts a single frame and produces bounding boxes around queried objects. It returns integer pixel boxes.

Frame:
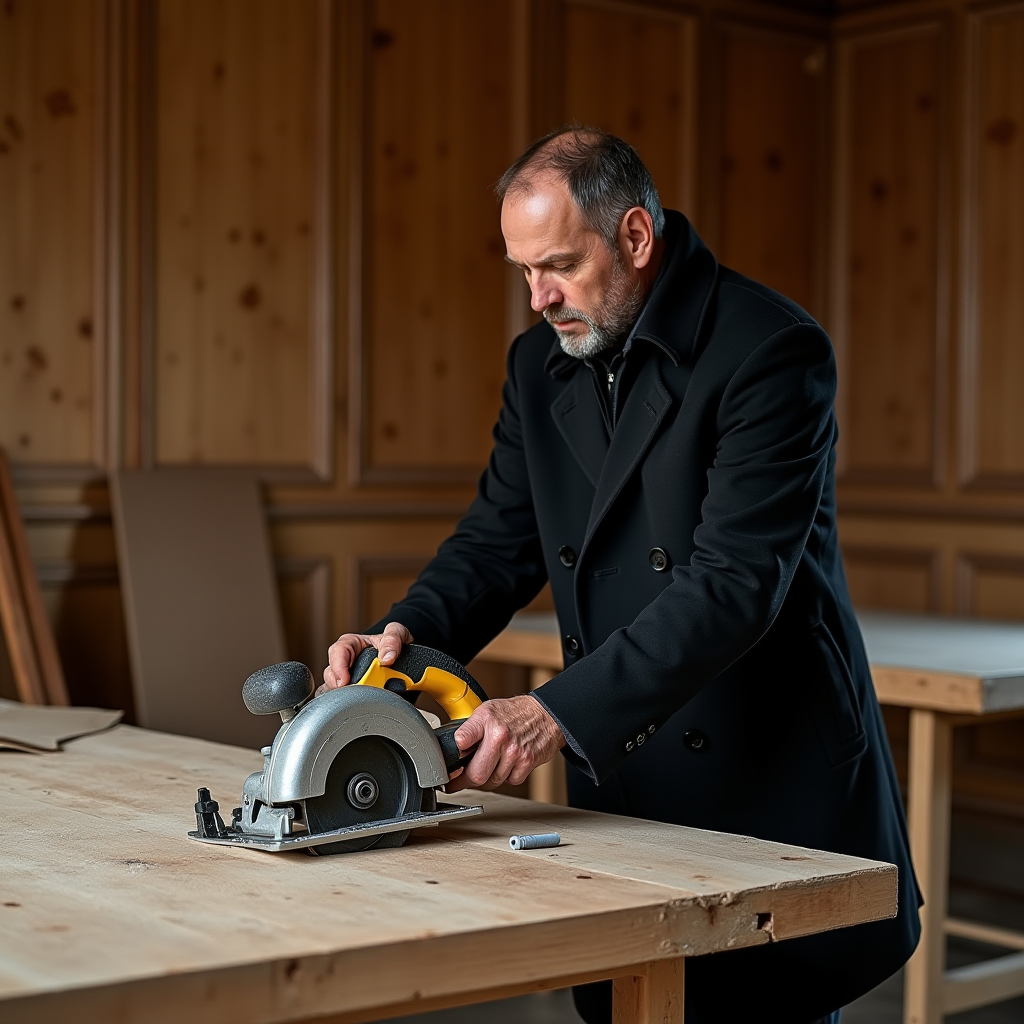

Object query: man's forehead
[500,173,592,261]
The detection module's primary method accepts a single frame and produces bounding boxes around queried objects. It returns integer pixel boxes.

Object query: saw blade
[303,735,428,854]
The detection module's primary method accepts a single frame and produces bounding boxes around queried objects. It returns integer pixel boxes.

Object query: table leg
[613,958,685,1023]
[528,667,567,805]
[903,709,952,1024]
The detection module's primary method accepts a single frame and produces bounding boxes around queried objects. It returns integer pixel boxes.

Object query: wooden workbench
[0,725,897,1024]
[479,610,1024,1024]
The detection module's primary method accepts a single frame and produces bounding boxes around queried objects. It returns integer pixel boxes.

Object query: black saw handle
[433,718,476,774]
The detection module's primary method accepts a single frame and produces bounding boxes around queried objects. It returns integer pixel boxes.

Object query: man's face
[501,175,643,359]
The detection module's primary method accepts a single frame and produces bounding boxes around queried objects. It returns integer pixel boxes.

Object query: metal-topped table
[479,610,1024,1024]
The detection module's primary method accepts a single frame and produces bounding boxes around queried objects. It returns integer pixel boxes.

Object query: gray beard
[545,257,645,360]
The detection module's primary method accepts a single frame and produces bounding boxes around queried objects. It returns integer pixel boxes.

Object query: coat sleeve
[365,335,548,666]
[533,321,837,783]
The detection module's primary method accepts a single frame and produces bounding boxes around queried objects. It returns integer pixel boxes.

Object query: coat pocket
[806,621,867,767]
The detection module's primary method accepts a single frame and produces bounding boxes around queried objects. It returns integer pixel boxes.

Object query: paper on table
[0,698,123,752]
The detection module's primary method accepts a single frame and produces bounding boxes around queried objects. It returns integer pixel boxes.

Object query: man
[320,128,920,1023]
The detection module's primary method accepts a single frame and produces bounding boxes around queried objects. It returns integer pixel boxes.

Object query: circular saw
[187,645,487,855]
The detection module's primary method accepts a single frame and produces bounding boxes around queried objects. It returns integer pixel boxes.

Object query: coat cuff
[529,691,597,782]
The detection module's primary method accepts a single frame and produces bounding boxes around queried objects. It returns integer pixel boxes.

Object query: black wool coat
[372,211,921,1023]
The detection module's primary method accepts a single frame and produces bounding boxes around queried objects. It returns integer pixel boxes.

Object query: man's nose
[530,279,562,313]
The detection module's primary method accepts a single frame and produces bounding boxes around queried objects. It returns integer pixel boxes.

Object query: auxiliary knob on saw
[188,644,488,855]
[241,661,314,723]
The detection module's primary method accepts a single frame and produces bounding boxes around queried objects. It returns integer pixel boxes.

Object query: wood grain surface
[561,1,697,217]
[0,724,896,1024]
[154,0,321,469]
[717,24,826,319]
[832,21,945,486]
[0,0,103,469]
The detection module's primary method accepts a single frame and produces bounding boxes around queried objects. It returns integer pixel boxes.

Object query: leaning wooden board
[0,726,896,1024]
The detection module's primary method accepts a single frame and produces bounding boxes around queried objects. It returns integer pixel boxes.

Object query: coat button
[558,545,577,568]
[649,547,669,572]
[636,732,646,746]
[684,729,708,753]
[625,740,635,752]
[564,635,581,656]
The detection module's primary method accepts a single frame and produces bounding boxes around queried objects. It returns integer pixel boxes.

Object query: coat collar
[550,368,609,488]
[543,210,719,378]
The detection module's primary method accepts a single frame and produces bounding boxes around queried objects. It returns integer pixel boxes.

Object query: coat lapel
[582,357,673,549]
[550,367,609,487]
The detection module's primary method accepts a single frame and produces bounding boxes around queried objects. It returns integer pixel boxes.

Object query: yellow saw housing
[353,653,484,722]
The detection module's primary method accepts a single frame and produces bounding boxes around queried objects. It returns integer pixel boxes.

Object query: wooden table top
[0,725,896,1024]
[480,610,1024,716]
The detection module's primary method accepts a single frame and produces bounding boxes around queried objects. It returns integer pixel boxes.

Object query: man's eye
[556,264,576,274]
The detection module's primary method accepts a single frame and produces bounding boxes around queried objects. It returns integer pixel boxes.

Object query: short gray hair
[495,125,665,247]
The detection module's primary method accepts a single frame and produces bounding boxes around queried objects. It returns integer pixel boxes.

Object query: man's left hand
[446,695,565,792]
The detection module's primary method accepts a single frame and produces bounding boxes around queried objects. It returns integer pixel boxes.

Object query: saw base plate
[188,801,482,853]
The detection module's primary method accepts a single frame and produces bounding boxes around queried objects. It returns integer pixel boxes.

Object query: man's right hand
[316,621,413,697]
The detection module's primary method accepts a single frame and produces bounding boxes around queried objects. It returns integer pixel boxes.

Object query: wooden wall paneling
[351,0,515,485]
[0,449,69,703]
[831,20,948,487]
[955,552,1024,619]
[0,0,111,481]
[560,0,698,218]
[21,558,134,718]
[716,21,828,319]
[352,555,431,632]
[957,3,1024,490]
[842,542,942,612]
[146,0,332,480]
[267,515,458,633]
[276,556,332,676]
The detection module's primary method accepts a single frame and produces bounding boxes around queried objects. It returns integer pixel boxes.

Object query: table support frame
[290,959,687,1024]
[614,959,685,1024]
[903,708,1024,1024]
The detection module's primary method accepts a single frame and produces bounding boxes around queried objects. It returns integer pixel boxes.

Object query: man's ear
[619,206,656,270]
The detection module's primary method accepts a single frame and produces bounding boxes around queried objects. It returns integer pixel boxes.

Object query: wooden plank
[614,958,684,1024]
[0,495,45,704]
[871,666,984,714]
[945,917,1024,952]
[289,966,645,1024]
[111,470,286,748]
[903,709,952,1024]
[0,725,898,1024]
[944,951,1024,1015]
[0,449,69,704]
